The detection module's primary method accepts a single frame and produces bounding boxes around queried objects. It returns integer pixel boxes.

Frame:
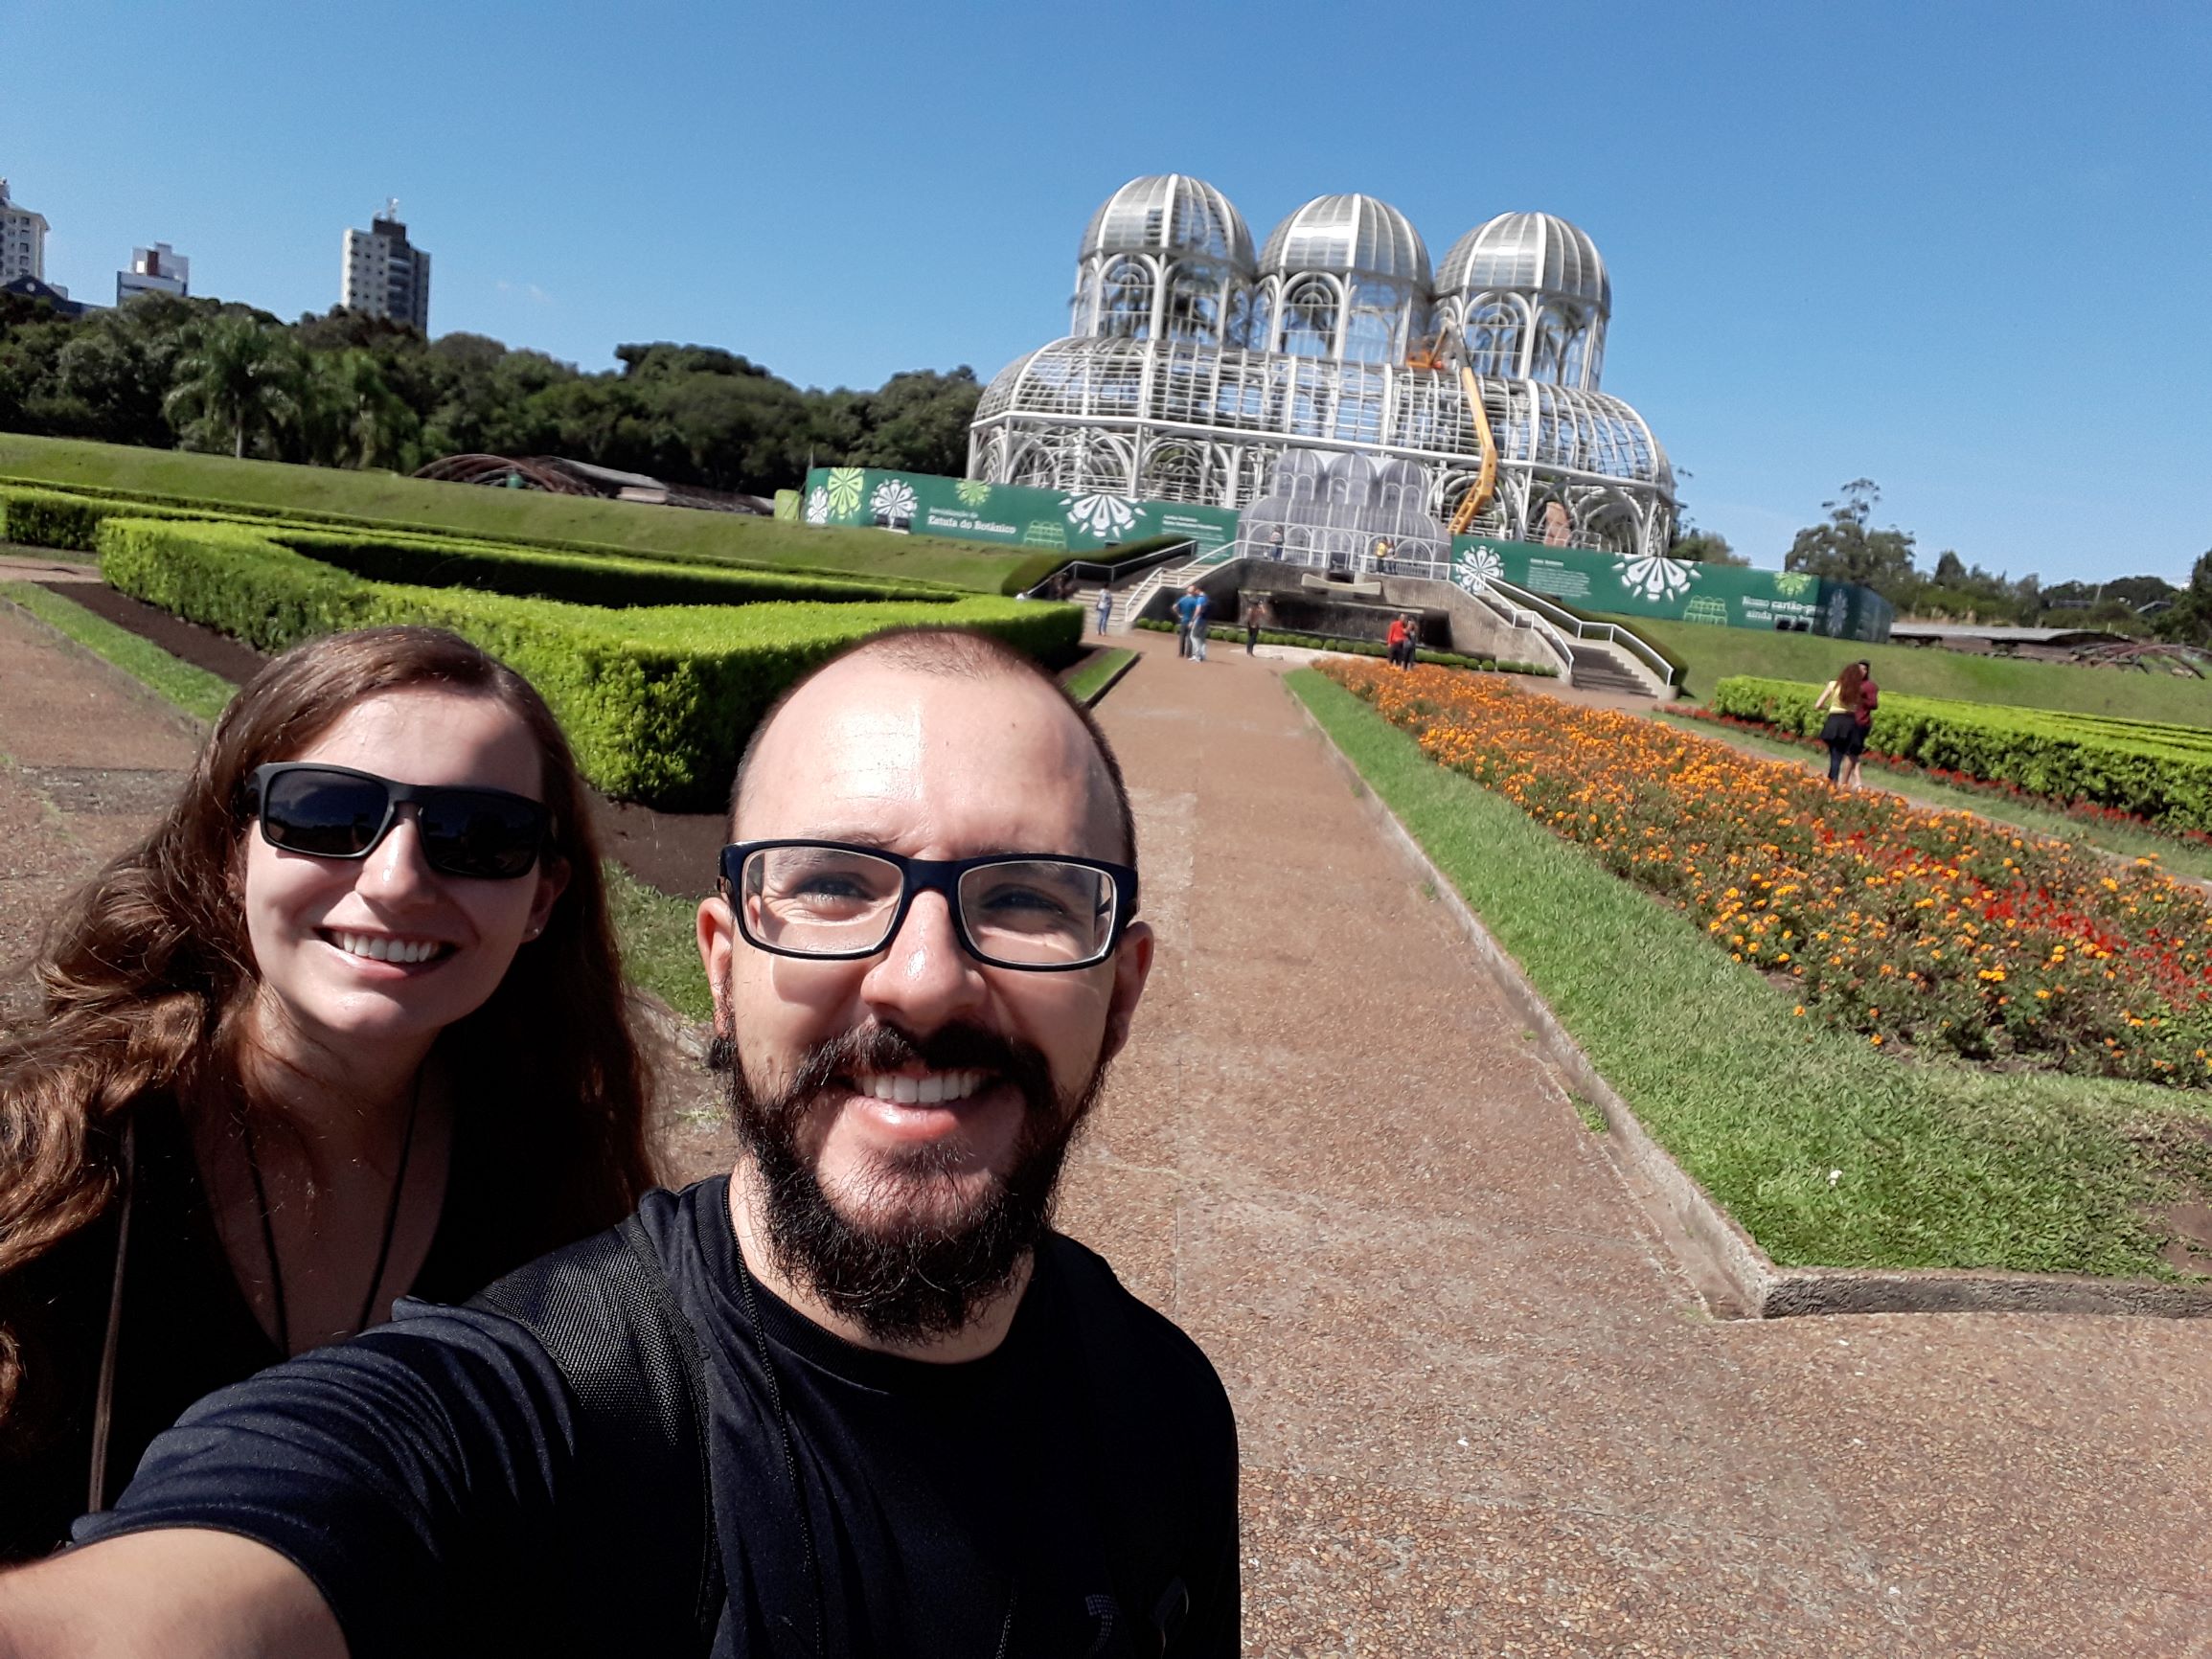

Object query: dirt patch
[590,795,725,898]
[36,580,269,687]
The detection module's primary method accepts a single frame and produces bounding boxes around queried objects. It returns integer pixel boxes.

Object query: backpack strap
[472,1211,724,1653]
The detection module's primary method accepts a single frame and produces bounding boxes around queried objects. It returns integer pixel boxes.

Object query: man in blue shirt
[1173,585,1210,663]
[0,629,1240,1659]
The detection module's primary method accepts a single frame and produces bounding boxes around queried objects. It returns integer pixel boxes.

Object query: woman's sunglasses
[245,762,551,880]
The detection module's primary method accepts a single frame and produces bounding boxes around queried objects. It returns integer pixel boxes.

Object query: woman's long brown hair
[0,625,659,1420]
[1836,660,1868,715]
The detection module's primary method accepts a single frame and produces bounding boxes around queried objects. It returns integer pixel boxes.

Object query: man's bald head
[729,629,1137,869]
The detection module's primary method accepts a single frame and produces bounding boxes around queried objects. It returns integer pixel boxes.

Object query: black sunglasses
[246,762,551,880]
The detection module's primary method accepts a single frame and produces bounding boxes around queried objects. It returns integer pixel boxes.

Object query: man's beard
[718,1018,1107,1345]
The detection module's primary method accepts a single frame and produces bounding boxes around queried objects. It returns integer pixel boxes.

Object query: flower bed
[1324,660,2212,1087]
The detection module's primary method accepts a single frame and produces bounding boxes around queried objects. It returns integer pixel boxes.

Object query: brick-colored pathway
[1068,628,2212,1657]
[5,606,2208,1653]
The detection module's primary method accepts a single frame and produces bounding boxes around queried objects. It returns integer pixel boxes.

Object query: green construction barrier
[800,466,1240,558]
[1449,535,1892,643]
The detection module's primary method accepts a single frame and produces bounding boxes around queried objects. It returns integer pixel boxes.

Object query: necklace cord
[244,1067,423,1356]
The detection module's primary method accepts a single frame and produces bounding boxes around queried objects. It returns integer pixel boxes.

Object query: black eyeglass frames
[246,762,552,881]
[719,840,1138,971]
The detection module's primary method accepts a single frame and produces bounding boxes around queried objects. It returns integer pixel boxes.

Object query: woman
[0,625,659,1559]
[1813,659,1877,789]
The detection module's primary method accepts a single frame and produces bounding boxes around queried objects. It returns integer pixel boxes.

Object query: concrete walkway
[4,606,2209,1653]
[1072,627,2212,1656]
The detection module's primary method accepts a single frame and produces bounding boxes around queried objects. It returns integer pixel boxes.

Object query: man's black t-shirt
[75,1177,1241,1657]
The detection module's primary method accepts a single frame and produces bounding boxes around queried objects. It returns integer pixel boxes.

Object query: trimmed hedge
[0,485,299,552]
[269,528,949,608]
[99,518,1081,810]
[1133,617,1555,676]
[1712,675,2212,831]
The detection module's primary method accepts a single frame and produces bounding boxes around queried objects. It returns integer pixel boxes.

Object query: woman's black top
[0,1093,507,1561]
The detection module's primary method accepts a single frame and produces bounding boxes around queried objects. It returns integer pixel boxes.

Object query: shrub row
[1712,675,2212,832]
[0,485,294,551]
[270,528,948,608]
[1132,617,1554,676]
[99,517,1080,811]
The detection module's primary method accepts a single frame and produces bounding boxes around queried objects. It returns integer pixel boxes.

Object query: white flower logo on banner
[804,486,830,525]
[1063,492,1138,538]
[1613,552,1697,603]
[1457,546,1504,591]
[1826,590,1850,637]
[870,479,918,526]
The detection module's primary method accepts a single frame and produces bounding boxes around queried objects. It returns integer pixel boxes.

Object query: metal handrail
[1019,538,1198,600]
[1488,578,1677,686]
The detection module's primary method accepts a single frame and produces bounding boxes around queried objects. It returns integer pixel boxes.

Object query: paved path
[1072,628,2212,1656]
[4,606,2209,1653]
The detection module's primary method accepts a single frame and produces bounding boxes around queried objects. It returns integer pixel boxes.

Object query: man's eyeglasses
[720,840,1139,971]
[246,762,552,880]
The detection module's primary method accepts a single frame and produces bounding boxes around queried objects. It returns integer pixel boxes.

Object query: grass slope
[1620,613,2212,728]
[0,433,1028,594]
[1290,669,2211,1279]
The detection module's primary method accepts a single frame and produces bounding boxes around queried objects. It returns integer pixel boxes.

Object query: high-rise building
[117,241,190,304]
[341,201,430,330]
[0,179,50,287]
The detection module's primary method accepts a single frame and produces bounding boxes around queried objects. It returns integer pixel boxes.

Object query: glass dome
[1080,174,1254,269]
[1258,194,1430,284]
[1439,212,1609,312]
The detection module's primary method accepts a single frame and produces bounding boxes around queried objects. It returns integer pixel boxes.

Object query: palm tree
[300,349,420,469]
[164,314,300,458]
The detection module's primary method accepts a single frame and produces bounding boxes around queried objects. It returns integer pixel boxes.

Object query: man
[1173,585,1209,664]
[0,630,1240,1659]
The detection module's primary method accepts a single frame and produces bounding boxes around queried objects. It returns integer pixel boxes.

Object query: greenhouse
[968,175,1676,564]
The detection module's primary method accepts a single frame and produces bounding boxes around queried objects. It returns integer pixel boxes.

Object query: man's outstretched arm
[0,1531,343,1659]
[0,1301,577,1659]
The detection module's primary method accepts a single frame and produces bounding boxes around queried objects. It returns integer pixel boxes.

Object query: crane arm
[1448,362,1499,538]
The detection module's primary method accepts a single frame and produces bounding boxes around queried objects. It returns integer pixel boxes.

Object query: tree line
[0,292,983,492]
[1775,478,2208,644]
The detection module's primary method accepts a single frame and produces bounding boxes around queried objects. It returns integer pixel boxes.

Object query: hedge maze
[4,481,1081,811]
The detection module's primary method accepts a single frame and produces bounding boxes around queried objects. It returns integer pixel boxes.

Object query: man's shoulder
[1038,1235,1233,1431]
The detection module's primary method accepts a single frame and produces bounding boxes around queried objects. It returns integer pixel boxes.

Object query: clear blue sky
[5,0,2207,585]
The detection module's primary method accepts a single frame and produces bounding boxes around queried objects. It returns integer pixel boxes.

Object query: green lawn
[1653,708,2212,882]
[1618,613,2212,727]
[604,865,714,1022]
[0,433,1030,594]
[1290,668,2212,1280]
